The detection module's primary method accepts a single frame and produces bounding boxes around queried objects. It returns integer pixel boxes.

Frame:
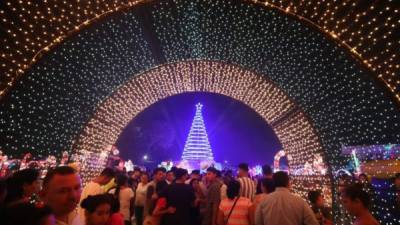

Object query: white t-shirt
[135,182,149,207]
[109,187,134,221]
[78,182,104,221]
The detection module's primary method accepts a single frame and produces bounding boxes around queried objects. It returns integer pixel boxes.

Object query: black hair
[308,190,322,204]
[43,166,76,188]
[133,167,141,172]
[261,178,275,193]
[206,167,218,174]
[105,194,120,213]
[343,184,371,208]
[153,167,166,175]
[174,168,188,180]
[227,180,241,200]
[395,173,400,179]
[80,194,111,213]
[114,174,128,199]
[191,170,200,175]
[238,163,249,172]
[5,169,39,204]
[273,171,289,188]
[100,168,115,178]
[4,202,53,225]
[262,165,273,176]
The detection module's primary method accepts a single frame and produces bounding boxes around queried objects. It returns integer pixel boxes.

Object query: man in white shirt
[237,163,256,201]
[78,167,115,221]
[40,166,83,225]
[255,171,319,225]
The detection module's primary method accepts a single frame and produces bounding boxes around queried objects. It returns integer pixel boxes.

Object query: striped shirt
[238,177,256,201]
[219,197,252,225]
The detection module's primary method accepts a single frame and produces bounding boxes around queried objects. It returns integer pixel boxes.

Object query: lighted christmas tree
[181,103,214,162]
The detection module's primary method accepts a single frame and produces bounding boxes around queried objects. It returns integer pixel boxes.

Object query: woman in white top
[134,173,149,225]
[109,174,134,225]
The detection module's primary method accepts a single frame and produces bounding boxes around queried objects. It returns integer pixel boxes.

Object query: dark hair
[105,194,120,213]
[191,170,200,175]
[261,178,275,193]
[227,180,240,200]
[43,166,76,188]
[100,168,115,178]
[114,174,128,199]
[238,163,249,172]
[395,173,400,179]
[5,169,39,204]
[80,194,111,213]
[153,167,166,175]
[343,184,371,208]
[175,168,188,180]
[273,171,289,187]
[4,202,53,225]
[134,167,141,172]
[262,165,273,176]
[308,190,322,204]
[206,167,218,174]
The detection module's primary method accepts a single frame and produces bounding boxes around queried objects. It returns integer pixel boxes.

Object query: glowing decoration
[351,149,361,173]
[0,0,399,224]
[158,161,174,171]
[181,103,214,162]
[273,150,291,172]
[342,144,400,178]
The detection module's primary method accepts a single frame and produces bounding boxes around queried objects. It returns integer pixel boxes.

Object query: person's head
[261,178,275,194]
[190,170,200,180]
[5,169,40,204]
[227,180,240,200]
[40,166,81,217]
[97,168,115,185]
[341,184,371,216]
[166,170,175,183]
[190,178,200,190]
[394,173,400,187]
[237,163,249,177]
[4,202,55,225]
[308,190,324,207]
[174,168,188,182]
[133,167,141,178]
[80,194,111,225]
[140,173,149,184]
[272,171,289,188]
[206,167,218,182]
[153,167,166,182]
[262,165,273,178]
[358,173,368,183]
[105,194,120,213]
[115,174,128,187]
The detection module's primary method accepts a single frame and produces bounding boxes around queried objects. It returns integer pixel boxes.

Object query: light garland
[0,0,399,100]
[0,0,399,224]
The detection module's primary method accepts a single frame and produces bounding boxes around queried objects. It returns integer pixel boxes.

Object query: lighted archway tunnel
[1,0,399,223]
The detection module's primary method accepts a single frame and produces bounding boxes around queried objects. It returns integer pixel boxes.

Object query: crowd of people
[1,163,398,225]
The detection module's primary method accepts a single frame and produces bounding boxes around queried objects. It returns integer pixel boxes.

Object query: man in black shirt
[161,168,195,225]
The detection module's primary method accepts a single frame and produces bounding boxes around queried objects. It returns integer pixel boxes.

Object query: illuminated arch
[1,0,399,101]
[74,60,332,200]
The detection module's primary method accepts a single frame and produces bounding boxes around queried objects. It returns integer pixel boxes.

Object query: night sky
[116,92,282,167]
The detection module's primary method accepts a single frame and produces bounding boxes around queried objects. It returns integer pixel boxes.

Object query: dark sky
[115,92,282,167]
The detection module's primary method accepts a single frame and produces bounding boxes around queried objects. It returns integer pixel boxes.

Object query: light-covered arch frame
[75,60,331,199]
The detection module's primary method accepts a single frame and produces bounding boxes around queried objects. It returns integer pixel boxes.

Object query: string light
[0,0,399,224]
